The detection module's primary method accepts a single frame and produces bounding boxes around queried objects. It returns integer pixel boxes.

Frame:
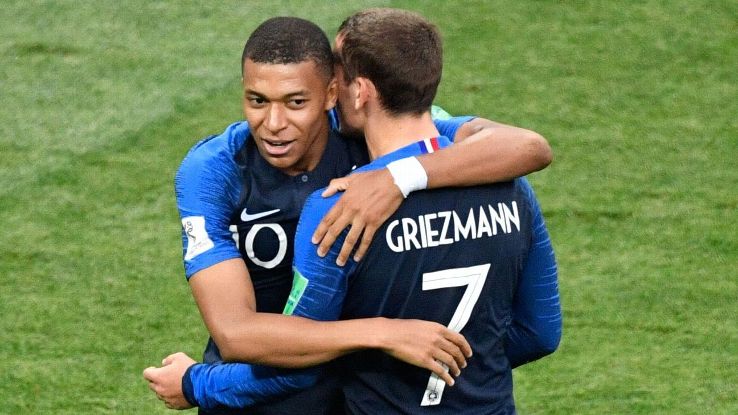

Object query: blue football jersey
[286,136,560,414]
[181,134,560,413]
[175,115,472,310]
[174,114,475,413]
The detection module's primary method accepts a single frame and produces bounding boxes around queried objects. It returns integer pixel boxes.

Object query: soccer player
[144,15,554,413]
[311,10,561,412]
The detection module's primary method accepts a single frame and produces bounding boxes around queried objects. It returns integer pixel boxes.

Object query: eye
[247,96,266,106]
[289,99,306,108]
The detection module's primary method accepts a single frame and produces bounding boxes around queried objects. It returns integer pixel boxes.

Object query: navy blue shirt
[174,115,473,413]
[183,135,561,413]
[287,136,560,414]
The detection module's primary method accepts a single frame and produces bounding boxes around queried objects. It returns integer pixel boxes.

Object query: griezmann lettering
[385,202,520,253]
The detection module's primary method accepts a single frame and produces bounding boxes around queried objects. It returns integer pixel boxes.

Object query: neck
[363,110,440,160]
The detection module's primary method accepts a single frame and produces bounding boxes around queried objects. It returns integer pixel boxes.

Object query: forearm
[184,361,320,410]
[421,125,552,188]
[191,259,386,368]
[214,314,387,367]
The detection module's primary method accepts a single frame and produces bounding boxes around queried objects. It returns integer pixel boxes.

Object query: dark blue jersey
[175,121,368,313]
[175,114,471,313]
[175,120,367,415]
[183,135,561,413]
[174,114,474,413]
[286,136,560,414]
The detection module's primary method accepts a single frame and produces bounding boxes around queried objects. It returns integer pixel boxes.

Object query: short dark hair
[337,8,442,115]
[242,17,333,80]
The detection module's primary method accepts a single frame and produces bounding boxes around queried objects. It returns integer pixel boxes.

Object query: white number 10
[420,264,491,406]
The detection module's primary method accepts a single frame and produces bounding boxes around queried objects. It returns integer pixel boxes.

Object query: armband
[386,157,428,198]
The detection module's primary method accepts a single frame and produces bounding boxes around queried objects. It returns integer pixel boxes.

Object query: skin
[243,59,336,176]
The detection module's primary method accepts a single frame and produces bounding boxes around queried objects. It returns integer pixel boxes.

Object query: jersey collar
[356,136,452,172]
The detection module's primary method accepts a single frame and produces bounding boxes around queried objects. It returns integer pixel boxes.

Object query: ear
[324,76,338,110]
[353,77,376,110]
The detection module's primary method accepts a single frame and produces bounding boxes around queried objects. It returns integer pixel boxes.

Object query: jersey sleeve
[433,116,475,142]
[183,362,321,410]
[174,135,243,279]
[505,179,562,368]
[284,191,356,320]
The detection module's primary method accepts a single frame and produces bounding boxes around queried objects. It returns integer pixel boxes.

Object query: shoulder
[512,178,546,230]
[433,115,476,142]
[514,178,537,205]
[178,122,250,173]
[298,191,341,234]
[175,122,250,191]
[174,121,251,215]
[325,129,370,171]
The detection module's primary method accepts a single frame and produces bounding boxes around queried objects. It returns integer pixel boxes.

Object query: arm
[423,117,552,188]
[144,274,471,409]
[175,131,468,369]
[505,179,562,367]
[312,116,552,265]
[198,195,468,375]
[288,193,469,384]
[144,194,471,411]
[144,350,321,410]
[191,259,461,368]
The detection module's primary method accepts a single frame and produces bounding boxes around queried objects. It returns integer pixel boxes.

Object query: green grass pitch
[1,1,735,413]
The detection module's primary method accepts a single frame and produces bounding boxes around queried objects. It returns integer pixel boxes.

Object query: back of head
[242,17,333,81]
[337,8,442,115]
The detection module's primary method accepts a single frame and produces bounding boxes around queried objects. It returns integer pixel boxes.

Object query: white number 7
[420,264,491,406]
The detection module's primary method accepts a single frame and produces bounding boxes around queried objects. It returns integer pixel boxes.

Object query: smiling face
[242,58,337,176]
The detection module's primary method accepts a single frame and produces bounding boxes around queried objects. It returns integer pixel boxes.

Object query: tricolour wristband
[386,156,428,198]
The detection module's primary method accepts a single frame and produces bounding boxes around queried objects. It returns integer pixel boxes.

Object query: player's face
[242,59,337,176]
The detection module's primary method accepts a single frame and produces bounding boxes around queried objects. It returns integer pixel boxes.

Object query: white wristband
[386,156,428,198]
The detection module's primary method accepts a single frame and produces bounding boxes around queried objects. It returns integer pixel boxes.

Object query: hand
[143,352,197,410]
[312,169,403,266]
[376,318,473,387]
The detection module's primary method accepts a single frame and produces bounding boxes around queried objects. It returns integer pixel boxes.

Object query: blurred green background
[1,1,735,413]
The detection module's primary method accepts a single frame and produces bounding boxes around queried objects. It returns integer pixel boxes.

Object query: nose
[264,103,288,133]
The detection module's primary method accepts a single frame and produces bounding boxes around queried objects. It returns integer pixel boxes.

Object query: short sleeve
[174,134,244,279]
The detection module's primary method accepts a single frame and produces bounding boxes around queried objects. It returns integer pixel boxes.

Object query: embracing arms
[189,259,469,374]
[313,117,553,265]
[425,118,551,188]
[143,252,470,410]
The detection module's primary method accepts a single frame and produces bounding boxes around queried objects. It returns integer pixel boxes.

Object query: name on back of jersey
[385,202,520,253]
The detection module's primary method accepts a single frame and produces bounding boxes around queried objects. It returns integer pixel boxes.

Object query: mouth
[261,138,295,156]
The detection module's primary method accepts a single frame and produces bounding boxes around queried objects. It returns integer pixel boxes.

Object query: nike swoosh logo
[240,208,280,222]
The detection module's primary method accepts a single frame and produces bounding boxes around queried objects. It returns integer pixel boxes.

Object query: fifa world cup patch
[182,216,214,260]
